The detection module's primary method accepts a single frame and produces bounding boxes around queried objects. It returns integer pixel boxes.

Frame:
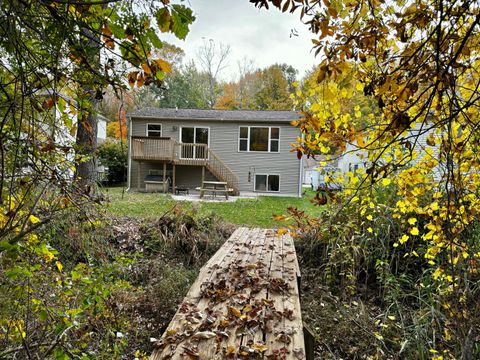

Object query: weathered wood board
[150,227,305,360]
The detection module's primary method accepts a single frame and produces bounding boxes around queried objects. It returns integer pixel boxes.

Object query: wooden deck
[151,227,306,360]
[131,137,240,195]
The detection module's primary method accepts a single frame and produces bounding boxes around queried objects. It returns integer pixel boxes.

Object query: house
[126,108,303,197]
[304,156,340,190]
[337,121,443,180]
[337,142,367,174]
[37,90,107,180]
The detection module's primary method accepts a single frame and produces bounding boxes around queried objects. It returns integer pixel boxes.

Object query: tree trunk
[74,26,101,193]
[75,111,98,191]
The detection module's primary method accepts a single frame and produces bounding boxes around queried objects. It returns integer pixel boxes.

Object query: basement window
[255,174,280,192]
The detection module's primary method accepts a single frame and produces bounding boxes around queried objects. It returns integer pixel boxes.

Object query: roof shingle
[128,107,301,123]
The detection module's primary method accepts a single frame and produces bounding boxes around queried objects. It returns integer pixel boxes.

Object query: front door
[180,127,209,159]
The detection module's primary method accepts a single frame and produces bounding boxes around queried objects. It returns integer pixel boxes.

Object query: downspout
[298,131,304,197]
[126,115,132,191]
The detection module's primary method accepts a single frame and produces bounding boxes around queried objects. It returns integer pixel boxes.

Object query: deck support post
[137,161,141,192]
[201,165,205,185]
[163,162,167,193]
[172,164,176,193]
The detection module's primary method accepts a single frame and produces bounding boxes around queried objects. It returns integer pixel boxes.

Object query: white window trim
[179,126,211,160]
[238,126,281,153]
[254,173,281,193]
[146,123,162,137]
[179,126,210,146]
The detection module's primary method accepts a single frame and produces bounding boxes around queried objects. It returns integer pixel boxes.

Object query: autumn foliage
[251,0,480,357]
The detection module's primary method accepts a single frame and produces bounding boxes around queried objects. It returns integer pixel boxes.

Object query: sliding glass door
[180,127,209,159]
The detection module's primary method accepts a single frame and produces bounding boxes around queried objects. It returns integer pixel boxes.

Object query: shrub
[98,139,127,184]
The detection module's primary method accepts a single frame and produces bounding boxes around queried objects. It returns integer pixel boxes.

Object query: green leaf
[54,347,69,360]
[147,29,163,50]
[170,5,195,40]
[156,8,171,33]
[0,239,14,251]
[38,309,49,321]
[108,21,126,39]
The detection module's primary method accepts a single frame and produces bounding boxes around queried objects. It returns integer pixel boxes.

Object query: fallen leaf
[191,331,216,340]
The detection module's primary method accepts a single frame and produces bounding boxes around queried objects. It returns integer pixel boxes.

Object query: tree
[98,139,128,184]
[0,0,195,357]
[136,60,210,109]
[251,0,480,356]
[215,63,297,110]
[0,0,195,220]
[196,39,231,108]
[255,64,297,110]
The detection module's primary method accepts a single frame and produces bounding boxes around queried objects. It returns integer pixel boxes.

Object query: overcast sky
[162,0,318,81]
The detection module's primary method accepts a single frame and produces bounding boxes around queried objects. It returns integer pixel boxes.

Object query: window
[180,126,209,159]
[146,124,162,137]
[238,126,280,152]
[255,174,280,192]
[239,127,248,151]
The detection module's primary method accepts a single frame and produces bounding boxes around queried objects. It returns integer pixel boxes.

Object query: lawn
[101,186,323,228]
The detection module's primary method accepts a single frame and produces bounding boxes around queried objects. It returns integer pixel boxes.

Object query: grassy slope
[101,186,322,228]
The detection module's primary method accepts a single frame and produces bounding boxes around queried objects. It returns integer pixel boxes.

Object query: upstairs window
[238,126,280,152]
[146,124,162,137]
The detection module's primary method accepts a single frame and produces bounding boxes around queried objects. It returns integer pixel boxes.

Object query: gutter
[126,115,132,191]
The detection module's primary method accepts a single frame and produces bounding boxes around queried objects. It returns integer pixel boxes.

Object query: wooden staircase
[204,148,239,195]
[131,137,240,195]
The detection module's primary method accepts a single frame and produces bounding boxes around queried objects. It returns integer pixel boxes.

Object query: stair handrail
[206,148,239,193]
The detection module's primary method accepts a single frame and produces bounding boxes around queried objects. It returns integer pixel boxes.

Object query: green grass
[101,186,323,228]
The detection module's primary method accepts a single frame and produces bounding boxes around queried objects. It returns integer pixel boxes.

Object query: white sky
[162,0,318,81]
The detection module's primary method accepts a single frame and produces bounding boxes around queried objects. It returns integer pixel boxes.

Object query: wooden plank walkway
[150,227,306,360]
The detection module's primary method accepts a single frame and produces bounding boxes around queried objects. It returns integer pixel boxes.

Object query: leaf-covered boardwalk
[151,227,306,360]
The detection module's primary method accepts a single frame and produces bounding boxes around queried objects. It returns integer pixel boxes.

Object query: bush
[0,204,233,359]
[291,186,480,359]
[98,139,127,184]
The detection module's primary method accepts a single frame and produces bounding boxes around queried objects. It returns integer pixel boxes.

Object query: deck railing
[131,137,175,161]
[131,136,239,194]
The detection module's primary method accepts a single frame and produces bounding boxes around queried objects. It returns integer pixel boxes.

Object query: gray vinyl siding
[129,118,302,196]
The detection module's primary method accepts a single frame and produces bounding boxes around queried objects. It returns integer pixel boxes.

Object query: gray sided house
[127,108,303,197]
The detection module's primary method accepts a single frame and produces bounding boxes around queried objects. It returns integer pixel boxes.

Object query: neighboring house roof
[128,107,301,123]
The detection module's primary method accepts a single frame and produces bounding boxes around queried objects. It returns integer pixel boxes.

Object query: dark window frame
[254,173,280,192]
[146,123,162,137]
[238,126,280,153]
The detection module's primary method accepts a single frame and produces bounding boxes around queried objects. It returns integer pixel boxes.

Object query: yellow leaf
[252,343,268,353]
[433,267,443,280]
[56,261,63,272]
[356,134,365,147]
[410,227,419,236]
[141,62,151,75]
[154,58,172,73]
[387,315,396,321]
[228,306,242,318]
[29,215,41,224]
